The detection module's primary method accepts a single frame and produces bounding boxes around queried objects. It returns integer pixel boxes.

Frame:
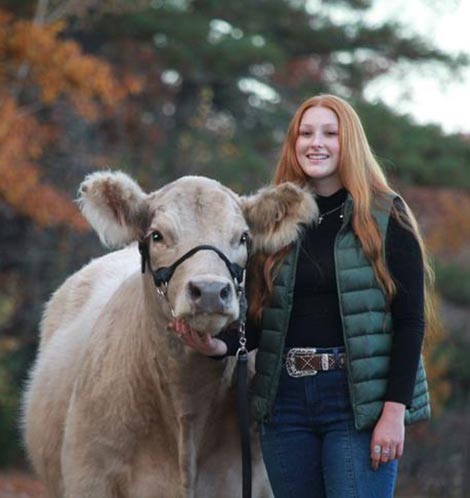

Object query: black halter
[138,242,245,290]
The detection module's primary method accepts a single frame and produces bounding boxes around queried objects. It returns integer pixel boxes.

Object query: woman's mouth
[306,153,329,161]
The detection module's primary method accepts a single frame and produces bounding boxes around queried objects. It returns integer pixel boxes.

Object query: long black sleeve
[384,200,425,406]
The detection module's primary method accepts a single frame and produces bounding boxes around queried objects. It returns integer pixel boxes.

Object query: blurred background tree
[0,0,468,496]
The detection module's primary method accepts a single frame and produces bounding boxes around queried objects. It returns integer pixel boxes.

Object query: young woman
[172,94,437,497]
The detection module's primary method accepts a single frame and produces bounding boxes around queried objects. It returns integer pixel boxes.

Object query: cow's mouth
[184,312,235,336]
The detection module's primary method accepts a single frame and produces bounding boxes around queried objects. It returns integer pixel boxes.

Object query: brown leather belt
[285,348,346,378]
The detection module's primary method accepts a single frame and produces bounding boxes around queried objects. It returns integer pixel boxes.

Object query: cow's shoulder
[40,246,139,346]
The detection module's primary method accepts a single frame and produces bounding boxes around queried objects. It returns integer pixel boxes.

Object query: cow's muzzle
[138,242,246,317]
[187,277,233,314]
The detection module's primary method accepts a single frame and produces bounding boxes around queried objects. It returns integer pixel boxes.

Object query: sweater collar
[315,188,348,213]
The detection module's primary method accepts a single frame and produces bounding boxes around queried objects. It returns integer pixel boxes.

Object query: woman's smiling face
[295,106,342,195]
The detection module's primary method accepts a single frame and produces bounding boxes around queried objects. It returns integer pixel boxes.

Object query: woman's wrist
[382,401,406,418]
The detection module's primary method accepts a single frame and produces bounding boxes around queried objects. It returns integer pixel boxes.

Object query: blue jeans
[259,349,397,498]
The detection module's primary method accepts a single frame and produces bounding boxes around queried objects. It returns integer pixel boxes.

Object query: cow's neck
[140,277,237,494]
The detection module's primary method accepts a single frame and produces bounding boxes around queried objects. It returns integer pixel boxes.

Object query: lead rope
[236,291,251,498]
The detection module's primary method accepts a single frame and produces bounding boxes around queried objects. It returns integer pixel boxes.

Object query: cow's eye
[151,231,164,243]
[240,231,249,245]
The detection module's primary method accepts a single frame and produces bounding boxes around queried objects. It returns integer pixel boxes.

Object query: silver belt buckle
[285,348,318,378]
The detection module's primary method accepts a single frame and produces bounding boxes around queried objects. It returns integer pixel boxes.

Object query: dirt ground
[0,471,437,498]
[0,472,45,498]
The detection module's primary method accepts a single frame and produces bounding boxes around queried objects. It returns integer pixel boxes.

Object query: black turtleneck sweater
[219,188,425,407]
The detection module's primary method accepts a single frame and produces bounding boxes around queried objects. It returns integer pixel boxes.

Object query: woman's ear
[240,182,318,254]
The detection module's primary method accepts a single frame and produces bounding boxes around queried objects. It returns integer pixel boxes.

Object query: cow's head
[78,171,317,334]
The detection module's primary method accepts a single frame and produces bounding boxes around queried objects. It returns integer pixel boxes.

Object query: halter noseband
[138,242,246,291]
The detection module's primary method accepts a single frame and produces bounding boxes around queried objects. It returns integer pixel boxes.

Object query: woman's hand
[169,318,228,357]
[370,401,406,470]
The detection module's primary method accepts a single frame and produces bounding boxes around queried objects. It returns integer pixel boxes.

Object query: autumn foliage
[0,8,141,229]
[403,186,470,259]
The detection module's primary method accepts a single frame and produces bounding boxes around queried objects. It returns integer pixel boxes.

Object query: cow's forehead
[146,176,244,225]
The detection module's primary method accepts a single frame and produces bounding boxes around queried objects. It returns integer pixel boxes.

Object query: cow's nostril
[187,280,233,312]
[188,282,202,301]
[220,283,231,301]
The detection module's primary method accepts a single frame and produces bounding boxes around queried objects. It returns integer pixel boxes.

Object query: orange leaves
[422,310,451,416]
[402,185,470,259]
[424,191,470,258]
[1,163,88,230]
[0,8,142,229]
[7,18,66,62]
[0,97,88,230]
[0,11,140,119]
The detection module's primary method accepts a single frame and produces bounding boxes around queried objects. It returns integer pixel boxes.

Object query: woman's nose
[310,133,323,147]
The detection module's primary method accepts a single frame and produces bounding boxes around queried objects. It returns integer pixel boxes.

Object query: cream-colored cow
[22,171,317,498]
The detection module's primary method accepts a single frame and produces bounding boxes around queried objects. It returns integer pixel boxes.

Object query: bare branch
[33,0,49,25]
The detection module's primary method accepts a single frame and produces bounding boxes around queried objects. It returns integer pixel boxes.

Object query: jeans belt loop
[321,353,329,371]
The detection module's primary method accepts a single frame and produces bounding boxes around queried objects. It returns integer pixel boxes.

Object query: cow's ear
[241,182,318,254]
[78,171,148,248]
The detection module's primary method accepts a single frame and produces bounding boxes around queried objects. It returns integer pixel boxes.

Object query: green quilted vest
[250,193,431,430]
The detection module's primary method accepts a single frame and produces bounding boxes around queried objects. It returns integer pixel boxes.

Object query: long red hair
[249,94,439,337]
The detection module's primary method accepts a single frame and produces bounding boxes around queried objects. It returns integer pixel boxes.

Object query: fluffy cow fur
[241,182,318,253]
[22,171,317,498]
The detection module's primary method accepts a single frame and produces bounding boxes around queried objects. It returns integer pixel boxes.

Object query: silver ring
[382,448,391,456]
[373,445,381,455]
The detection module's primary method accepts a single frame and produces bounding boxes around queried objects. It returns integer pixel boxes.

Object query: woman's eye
[151,231,164,243]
